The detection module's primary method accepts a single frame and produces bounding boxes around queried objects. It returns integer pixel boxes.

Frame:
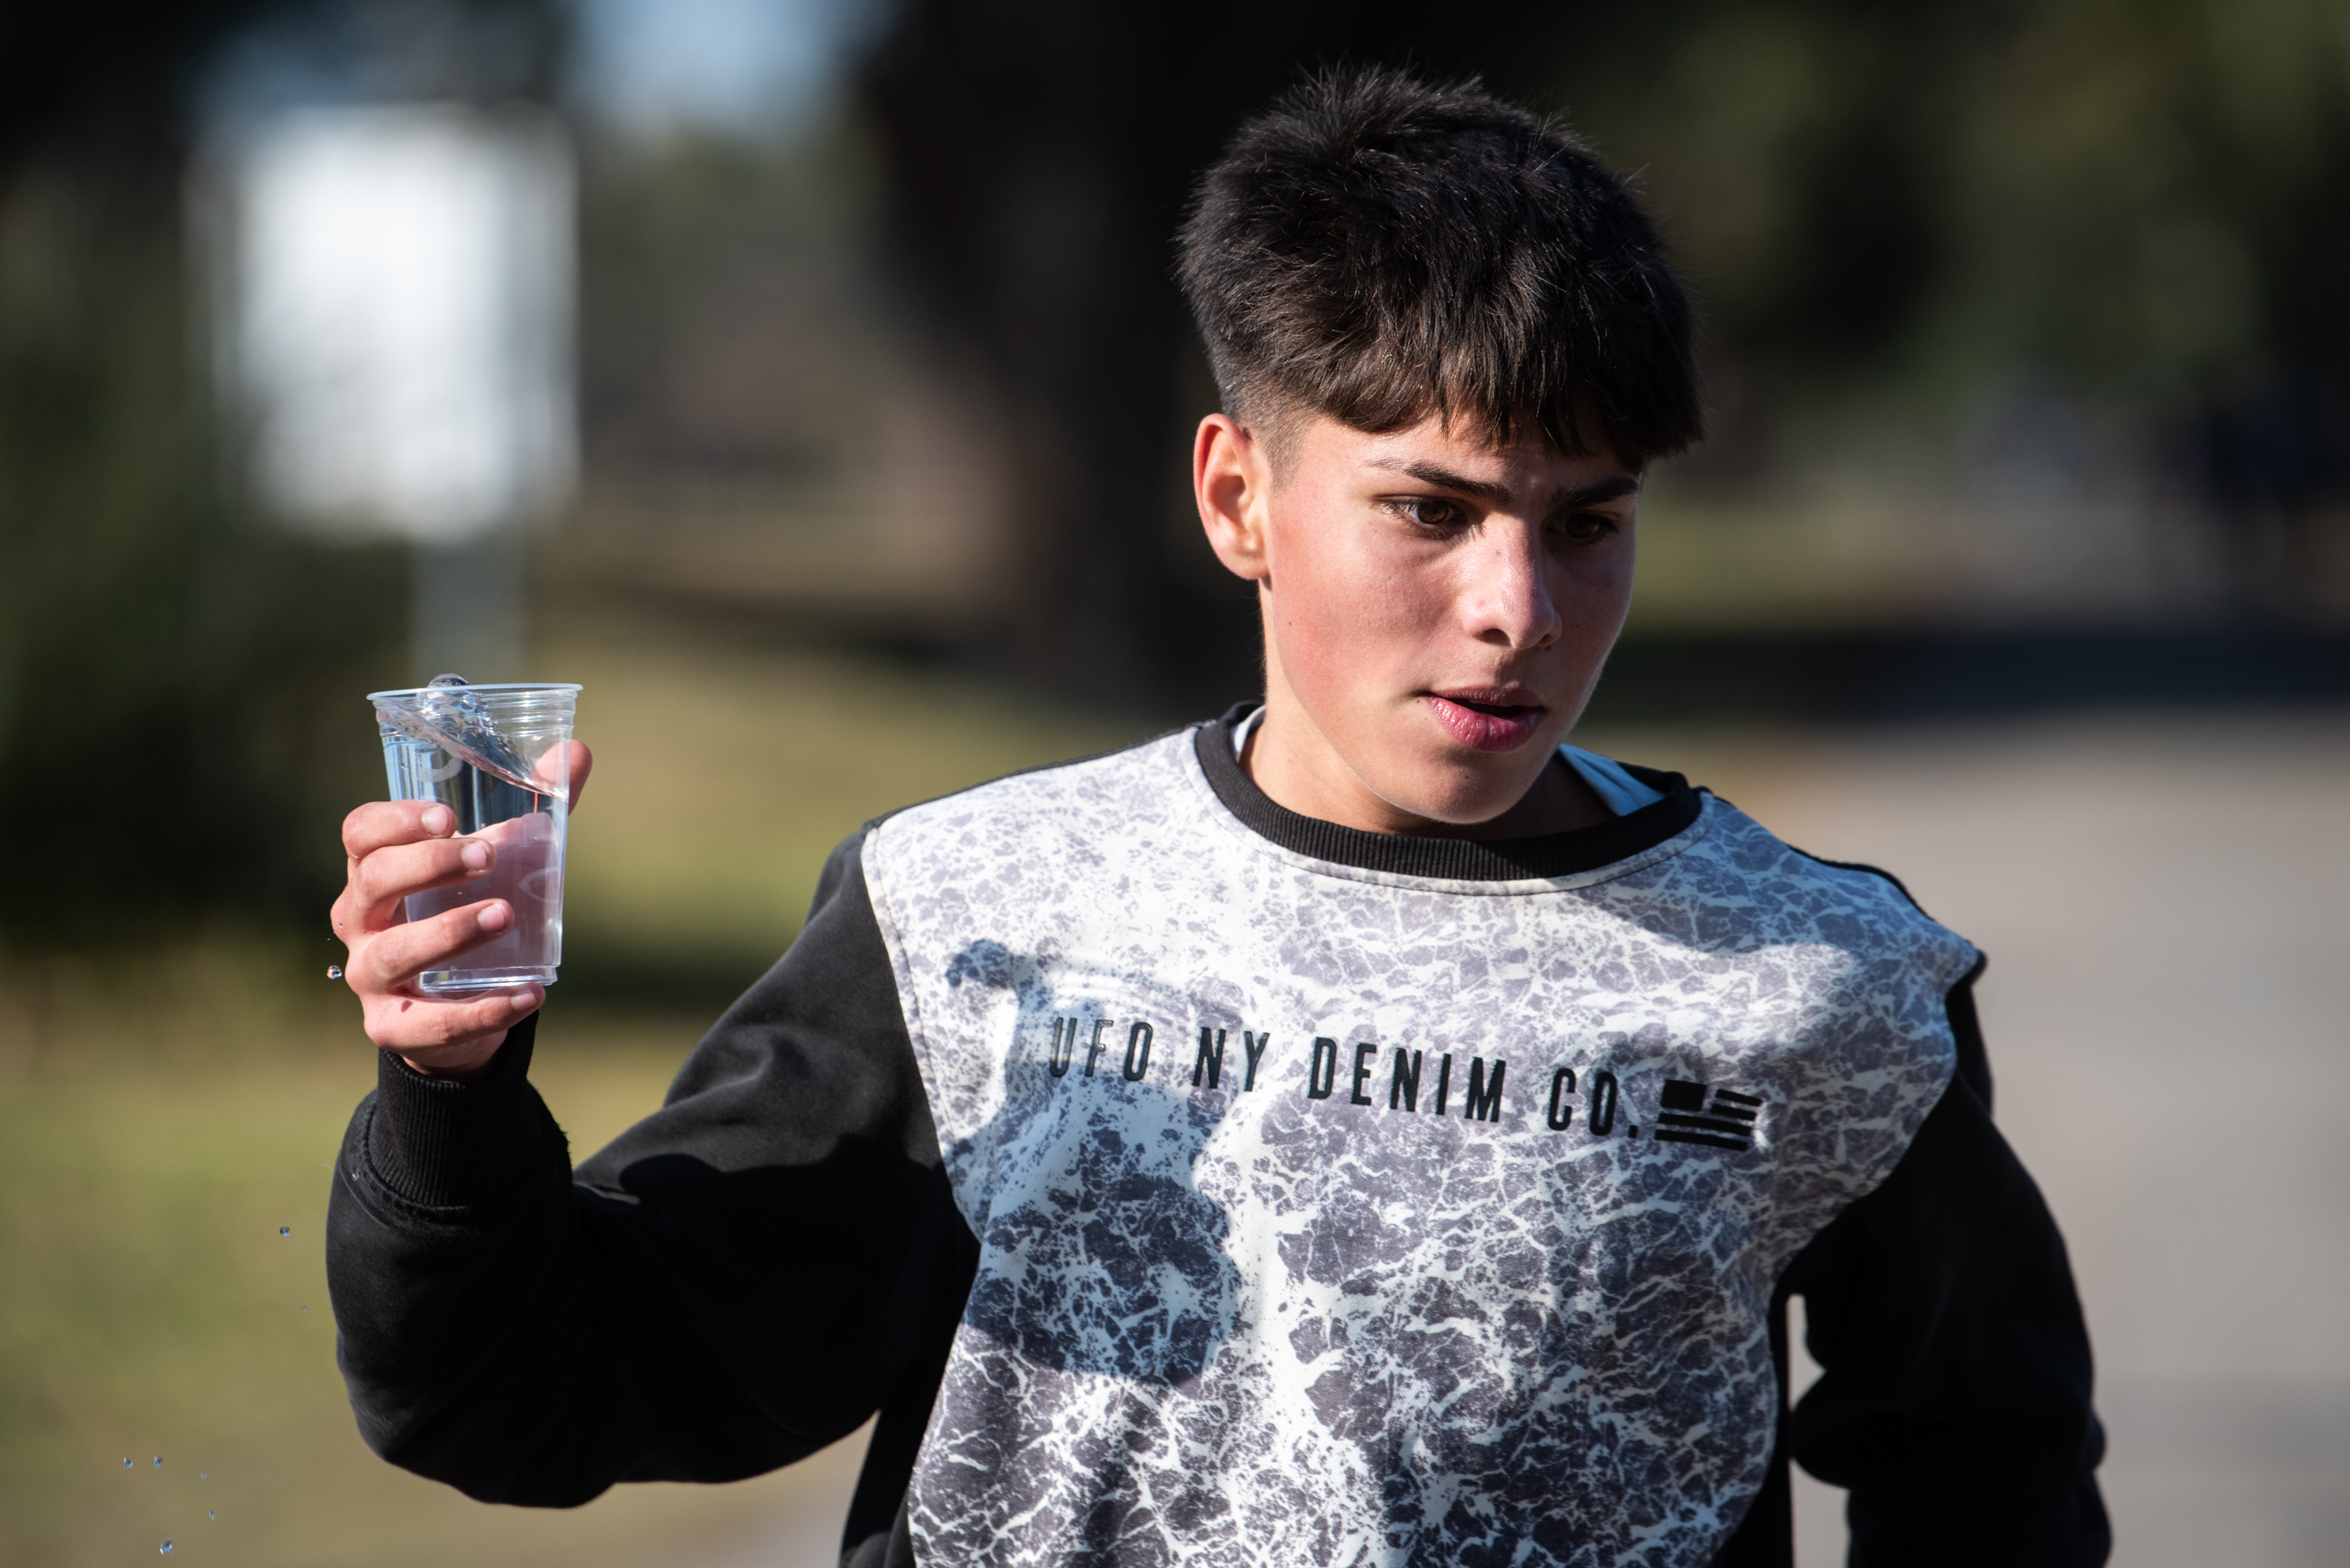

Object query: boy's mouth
[1425,689,1547,753]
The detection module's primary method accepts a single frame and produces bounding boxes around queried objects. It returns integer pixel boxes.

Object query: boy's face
[1195,409,1640,834]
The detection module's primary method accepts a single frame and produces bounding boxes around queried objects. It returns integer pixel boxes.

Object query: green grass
[0,997,882,1568]
[0,1006,799,1568]
[551,636,1148,1002]
[0,645,1144,1567]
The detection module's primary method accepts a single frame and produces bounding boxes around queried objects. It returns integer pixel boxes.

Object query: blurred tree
[0,2,278,174]
[1582,0,2350,605]
[0,155,408,944]
[0,0,566,943]
[859,0,2350,673]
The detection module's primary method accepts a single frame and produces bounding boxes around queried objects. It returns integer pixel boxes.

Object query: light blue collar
[1560,744,1665,816]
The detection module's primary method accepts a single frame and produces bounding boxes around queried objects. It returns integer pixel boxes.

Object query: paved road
[1732,710,2350,1567]
[670,710,2350,1566]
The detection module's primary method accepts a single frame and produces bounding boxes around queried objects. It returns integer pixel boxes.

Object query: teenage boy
[327,68,2108,1568]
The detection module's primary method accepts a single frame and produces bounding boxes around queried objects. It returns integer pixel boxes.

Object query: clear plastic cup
[369,681,580,995]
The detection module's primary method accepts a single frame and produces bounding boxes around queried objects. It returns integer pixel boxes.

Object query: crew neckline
[1193,703,1703,882]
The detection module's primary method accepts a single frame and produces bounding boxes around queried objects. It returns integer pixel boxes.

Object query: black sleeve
[326,828,978,1531]
[1724,959,2110,1567]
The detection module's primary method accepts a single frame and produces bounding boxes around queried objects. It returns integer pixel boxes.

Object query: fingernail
[478,904,510,933]
[460,841,490,872]
[421,805,454,836]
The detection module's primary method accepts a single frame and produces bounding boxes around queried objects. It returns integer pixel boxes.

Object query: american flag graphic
[1654,1079,1761,1151]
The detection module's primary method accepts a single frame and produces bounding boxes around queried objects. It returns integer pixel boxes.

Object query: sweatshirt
[327,709,2110,1567]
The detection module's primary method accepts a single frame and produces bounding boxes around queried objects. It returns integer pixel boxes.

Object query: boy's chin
[1383,753,1558,830]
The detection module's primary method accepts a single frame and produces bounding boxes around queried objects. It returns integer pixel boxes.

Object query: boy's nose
[1461,526,1564,650]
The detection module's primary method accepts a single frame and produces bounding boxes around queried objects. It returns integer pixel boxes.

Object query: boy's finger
[361,985,544,1057]
[347,836,496,929]
[352,900,517,992]
[549,741,593,810]
[344,800,461,861]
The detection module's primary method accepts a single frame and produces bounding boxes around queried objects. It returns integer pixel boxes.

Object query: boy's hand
[331,741,592,1082]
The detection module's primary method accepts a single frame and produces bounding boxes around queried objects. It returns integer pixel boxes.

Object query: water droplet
[326,964,344,981]
[280,1226,291,1237]
[121,1458,132,1469]
[161,1541,173,1554]
[207,1512,215,1521]
[154,1455,162,1466]
[300,1305,308,1312]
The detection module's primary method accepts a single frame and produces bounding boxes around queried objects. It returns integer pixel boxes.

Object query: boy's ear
[1194,413,1271,583]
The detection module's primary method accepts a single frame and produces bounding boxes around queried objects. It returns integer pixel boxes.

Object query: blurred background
[2,1,2346,1563]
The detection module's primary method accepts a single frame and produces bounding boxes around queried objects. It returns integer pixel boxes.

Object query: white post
[215,104,576,681]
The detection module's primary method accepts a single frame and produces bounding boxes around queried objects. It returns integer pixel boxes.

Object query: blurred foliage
[0,0,564,941]
[0,2,279,171]
[1567,0,2350,440]
[859,0,2350,667]
[563,124,1031,647]
[578,129,884,486]
[0,158,406,943]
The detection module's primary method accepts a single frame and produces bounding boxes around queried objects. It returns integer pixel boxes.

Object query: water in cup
[371,676,580,995]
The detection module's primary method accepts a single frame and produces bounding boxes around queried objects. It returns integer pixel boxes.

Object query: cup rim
[368,681,583,703]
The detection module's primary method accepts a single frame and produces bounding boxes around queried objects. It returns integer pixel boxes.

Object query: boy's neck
[1241,688,1614,840]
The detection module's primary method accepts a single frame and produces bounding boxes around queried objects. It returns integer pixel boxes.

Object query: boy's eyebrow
[1549,475,1643,510]
[1369,459,1643,510]
[1371,458,1514,504]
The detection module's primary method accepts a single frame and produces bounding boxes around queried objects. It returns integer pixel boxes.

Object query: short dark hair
[1177,66,1702,468]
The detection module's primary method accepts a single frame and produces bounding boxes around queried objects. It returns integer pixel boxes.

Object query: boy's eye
[1557,511,1618,544]
[1398,498,1467,529]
